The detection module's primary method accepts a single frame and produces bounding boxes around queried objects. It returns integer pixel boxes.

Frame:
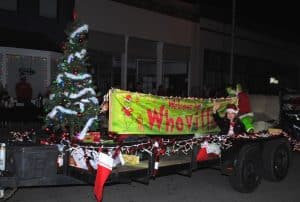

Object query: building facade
[0,0,74,98]
[76,0,300,97]
[1,0,299,98]
[0,0,74,51]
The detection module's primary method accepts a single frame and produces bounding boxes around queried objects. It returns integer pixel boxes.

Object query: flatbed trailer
[0,133,293,201]
[0,89,295,201]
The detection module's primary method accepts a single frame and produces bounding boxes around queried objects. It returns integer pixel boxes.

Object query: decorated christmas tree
[44,17,99,139]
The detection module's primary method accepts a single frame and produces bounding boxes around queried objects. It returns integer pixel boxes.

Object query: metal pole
[136,59,139,82]
[229,0,236,85]
[121,35,129,90]
[156,41,163,91]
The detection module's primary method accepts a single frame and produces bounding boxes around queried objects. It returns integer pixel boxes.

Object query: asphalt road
[7,153,300,202]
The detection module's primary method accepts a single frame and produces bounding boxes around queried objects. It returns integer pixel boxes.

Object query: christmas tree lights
[44,18,99,139]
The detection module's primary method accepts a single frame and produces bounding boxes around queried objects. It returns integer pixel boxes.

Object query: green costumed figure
[226,84,254,132]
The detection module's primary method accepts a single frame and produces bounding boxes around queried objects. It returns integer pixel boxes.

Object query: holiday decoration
[197,141,221,161]
[61,131,297,172]
[70,147,88,170]
[44,18,99,138]
[4,10,300,202]
[94,152,113,202]
[294,142,300,151]
[109,89,237,135]
[196,146,208,161]
[123,154,140,165]
[8,130,36,143]
[226,84,254,132]
[9,127,300,201]
[267,128,282,135]
[82,132,101,143]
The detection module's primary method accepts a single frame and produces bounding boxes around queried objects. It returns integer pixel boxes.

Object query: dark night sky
[237,1,299,42]
[182,0,299,43]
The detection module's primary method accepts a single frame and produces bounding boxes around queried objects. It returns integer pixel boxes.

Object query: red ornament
[61,42,66,50]
[73,9,78,21]
[91,132,101,143]
[40,140,49,145]
[62,132,70,140]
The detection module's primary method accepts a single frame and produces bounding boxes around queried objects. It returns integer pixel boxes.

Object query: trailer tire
[229,144,262,193]
[262,138,291,182]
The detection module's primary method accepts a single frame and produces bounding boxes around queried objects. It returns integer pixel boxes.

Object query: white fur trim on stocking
[201,141,221,155]
[99,153,113,171]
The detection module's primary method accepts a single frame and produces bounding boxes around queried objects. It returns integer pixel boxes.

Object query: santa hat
[226,104,238,114]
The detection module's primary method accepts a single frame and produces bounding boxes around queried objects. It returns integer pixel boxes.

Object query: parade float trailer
[0,89,295,201]
[0,10,295,201]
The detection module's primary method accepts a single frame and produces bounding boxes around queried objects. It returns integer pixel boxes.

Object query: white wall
[250,94,279,121]
[76,0,195,47]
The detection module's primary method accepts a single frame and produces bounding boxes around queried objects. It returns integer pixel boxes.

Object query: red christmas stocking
[197,147,208,161]
[94,153,113,202]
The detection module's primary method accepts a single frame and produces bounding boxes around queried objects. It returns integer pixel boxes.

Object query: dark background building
[1,0,299,96]
[0,0,74,51]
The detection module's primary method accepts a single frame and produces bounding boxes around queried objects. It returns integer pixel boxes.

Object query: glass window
[163,61,188,97]
[127,57,156,94]
[88,50,116,95]
[6,54,48,98]
[112,55,121,89]
[127,38,156,94]
[39,0,57,18]
[0,0,17,11]
[163,44,190,97]
[204,49,299,95]
[136,59,156,94]
[203,49,230,97]
[87,49,122,98]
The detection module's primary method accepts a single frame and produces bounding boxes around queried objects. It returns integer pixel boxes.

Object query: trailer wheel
[262,138,291,182]
[229,144,262,193]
